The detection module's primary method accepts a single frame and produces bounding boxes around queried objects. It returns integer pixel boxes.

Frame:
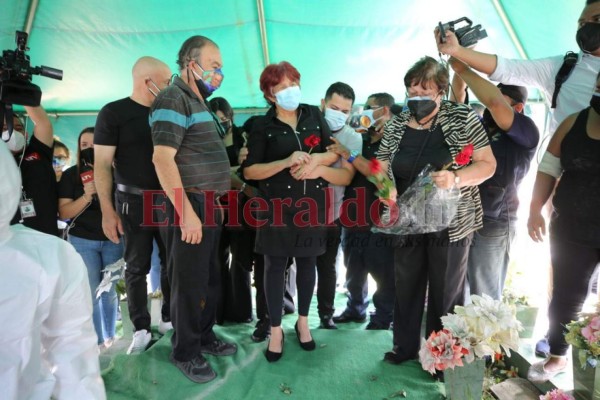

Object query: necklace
[414,113,438,130]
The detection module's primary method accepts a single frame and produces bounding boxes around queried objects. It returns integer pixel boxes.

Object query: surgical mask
[80,147,94,166]
[2,130,26,153]
[324,108,348,132]
[590,92,600,115]
[406,96,437,122]
[577,23,600,53]
[274,86,301,111]
[348,107,383,130]
[147,79,161,98]
[192,64,223,100]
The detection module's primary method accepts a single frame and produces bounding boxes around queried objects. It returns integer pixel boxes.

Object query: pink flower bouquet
[565,304,600,369]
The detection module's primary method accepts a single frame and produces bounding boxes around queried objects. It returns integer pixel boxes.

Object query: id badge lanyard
[19,187,36,221]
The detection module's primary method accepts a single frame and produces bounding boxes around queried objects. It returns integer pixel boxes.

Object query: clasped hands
[289,151,320,180]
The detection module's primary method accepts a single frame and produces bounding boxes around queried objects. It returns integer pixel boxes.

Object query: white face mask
[274,86,301,111]
[2,130,26,153]
[324,108,348,132]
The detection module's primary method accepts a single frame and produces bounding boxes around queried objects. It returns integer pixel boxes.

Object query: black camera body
[439,17,488,48]
[0,31,62,106]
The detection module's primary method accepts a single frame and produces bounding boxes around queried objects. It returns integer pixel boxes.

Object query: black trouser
[548,236,600,356]
[116,190,170,332]
[161,192,220,362]
[342,229,395,325]
[217,222,253,323]
[392,230,472,361]
[265,255,316,327]
[316,221,342,318]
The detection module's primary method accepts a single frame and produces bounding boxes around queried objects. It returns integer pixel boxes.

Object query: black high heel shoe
[265,331,284,362]
[295,322,316,351]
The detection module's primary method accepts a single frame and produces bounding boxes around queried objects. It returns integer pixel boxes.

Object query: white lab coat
[0,141,106,399]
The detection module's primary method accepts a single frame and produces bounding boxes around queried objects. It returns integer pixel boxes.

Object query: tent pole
[256,0,270,68]
[491,0,528,60]
[23,0,40,34]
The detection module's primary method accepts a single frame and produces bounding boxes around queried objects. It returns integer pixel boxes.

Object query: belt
[117,184,145,196]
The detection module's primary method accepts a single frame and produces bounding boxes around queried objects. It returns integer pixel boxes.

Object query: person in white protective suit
[0,140,106,399]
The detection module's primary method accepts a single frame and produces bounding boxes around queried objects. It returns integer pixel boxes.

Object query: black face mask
[590,93,600,114]
[406,98,437,122]
[195,78,214,100]
[220,120,232,133]
[80,147,94,166]
[577,23,600,53]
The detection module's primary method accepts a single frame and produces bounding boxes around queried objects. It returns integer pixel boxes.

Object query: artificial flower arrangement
[419,294,522,374]
[565,303,600,369]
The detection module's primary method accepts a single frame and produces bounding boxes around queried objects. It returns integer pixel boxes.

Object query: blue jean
[467,217,515,300]
[149,239,161,292]
[69,235,124,344]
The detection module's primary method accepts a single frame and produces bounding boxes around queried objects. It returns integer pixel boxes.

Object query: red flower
[369,158,384,175]
[304,134,321,149]
[454,144,474,166]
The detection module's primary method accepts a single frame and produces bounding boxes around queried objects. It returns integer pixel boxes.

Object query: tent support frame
[256,0,270,68]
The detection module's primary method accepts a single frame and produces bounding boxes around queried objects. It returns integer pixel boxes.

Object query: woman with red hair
[242,61,339,362]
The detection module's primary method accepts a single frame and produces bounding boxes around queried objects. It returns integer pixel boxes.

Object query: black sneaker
[201,340,237,356]
[251,319,271,342]
[169,353,216,383]
[365,321,390,330]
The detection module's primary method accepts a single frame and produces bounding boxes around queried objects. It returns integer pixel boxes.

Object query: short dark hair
[403,56,449,94]
[53,140,70,157]
[587,0,600,5]
[208,97,234,120]
[324,82,355,104]
[176,36,218,70]
[367,93,395,108]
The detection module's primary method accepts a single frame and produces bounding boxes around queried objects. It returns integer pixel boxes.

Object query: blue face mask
[274,86,301,111]
[192,64,224,99]
[324,108,348,132]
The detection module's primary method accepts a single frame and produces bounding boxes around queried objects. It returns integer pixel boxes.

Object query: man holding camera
[448,58,539,301]
[95,56,173,355]
[435,0,600,135]
[3,105,57,236]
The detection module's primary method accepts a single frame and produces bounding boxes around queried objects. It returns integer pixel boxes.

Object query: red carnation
[369,158,384,175]
[304,134,321,150]
[454,144,474,166]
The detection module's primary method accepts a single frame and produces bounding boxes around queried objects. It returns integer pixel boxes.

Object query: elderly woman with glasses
[242,61,347,362]
[376,56,496,365]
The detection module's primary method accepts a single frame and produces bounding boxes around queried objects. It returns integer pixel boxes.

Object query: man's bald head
[132,56,171,80]
[130,56,172,106]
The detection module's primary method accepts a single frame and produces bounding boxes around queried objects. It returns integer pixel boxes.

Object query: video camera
[0,31,63,107]
[438,17,487,48]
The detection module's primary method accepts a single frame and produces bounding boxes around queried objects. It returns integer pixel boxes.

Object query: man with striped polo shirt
[151,35,237,384]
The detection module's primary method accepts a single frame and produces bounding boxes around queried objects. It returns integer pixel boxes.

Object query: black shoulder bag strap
[551,51,578,109]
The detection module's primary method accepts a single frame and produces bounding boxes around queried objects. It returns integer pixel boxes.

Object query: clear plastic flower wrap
[372,164,462,235]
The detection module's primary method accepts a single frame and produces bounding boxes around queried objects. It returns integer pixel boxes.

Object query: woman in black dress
[242,61,336,362]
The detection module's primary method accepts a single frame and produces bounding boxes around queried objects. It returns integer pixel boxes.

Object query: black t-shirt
[58,166,107,241]
[479,111,539,221]
[11,135,58,236]
[94,97,161,189]
[391,125,452,196]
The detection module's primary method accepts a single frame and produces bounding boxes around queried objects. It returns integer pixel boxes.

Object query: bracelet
[82,194,90,203]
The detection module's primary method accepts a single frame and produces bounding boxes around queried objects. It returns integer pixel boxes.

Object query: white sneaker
[127,329,151,355]
[158,319,173,335]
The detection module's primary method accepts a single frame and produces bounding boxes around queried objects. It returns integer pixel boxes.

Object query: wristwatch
[453,171,461,186]
[347,150,360,163]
